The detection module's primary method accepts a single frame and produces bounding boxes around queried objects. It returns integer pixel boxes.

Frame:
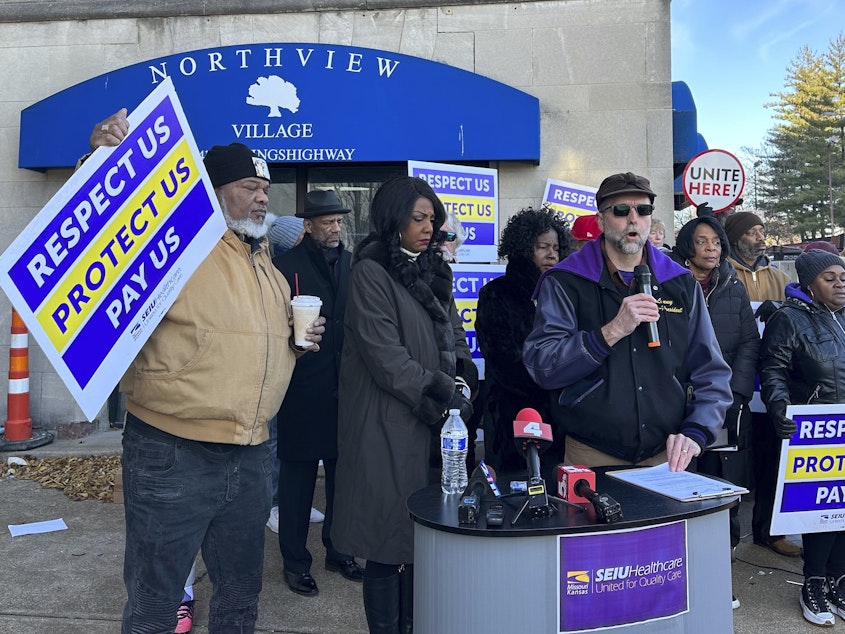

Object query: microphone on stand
[513,408,553,519]
[574,477,624,524]
[557,465,623,523]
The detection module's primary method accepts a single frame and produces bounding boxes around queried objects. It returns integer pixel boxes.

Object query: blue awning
[672,81,708,197]
[19,43,541,170]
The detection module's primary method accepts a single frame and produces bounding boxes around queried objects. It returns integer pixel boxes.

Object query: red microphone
[512,408,553,518]
[557,465,597,503]
[512,407,553,461]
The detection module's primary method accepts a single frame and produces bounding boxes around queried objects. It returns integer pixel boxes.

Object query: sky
[671,0,845,158]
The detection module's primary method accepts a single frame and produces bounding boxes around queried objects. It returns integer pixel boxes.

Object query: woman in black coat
[332,175,477,634]
[672,213,759,557]
[760,249,845,626]
[475,207,572,479]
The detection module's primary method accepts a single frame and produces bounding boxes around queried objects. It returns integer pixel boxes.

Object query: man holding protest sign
[89,109,325,633]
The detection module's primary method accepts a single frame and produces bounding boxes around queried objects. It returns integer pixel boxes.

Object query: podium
[407,468,738,633]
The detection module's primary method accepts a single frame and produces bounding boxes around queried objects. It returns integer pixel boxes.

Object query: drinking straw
[295,273,299,296]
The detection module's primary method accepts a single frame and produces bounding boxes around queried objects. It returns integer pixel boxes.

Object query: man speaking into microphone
[523,172,732,471]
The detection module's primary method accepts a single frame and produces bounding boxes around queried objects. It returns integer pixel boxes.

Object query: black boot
[399,564,413,634]
[363,572,400,634]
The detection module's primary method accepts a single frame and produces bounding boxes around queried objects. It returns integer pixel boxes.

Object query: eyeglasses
[601,203,654,217]
[444,231,457,242]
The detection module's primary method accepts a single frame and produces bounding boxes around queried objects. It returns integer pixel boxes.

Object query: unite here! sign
[682,149,745,212]
[0,78,226,420]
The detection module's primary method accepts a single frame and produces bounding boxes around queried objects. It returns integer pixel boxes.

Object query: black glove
[754,300,781,323]
[769,401,797,439]
[696,202,714,218]
[446,387,473,423]
[723,395,746,445]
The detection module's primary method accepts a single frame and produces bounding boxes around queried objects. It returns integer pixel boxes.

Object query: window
[268,163,404,248]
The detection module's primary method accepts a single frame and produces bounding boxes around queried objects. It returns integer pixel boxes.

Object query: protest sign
[771,404,845,535]
[542,179,598,225]
[409,160,498,263]
[0,77,225,420]
[682,149,745,212]
[450,263,505,379]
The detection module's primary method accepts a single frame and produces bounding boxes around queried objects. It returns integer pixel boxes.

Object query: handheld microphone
[633,264,660,348]
[574,479,624,524]
[513,408,554,518]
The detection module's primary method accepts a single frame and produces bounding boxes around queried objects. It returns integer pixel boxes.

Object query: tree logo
[246,75,301,118]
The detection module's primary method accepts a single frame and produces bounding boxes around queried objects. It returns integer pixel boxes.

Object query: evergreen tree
[760,35,845,241]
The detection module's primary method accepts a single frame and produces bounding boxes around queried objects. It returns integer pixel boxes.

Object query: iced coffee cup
[291,295,322,347]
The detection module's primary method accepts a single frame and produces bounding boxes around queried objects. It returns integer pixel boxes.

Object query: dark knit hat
[595,172,656,210]
[724,212,763,246]
[803,240,840,255]
[203,143,270,188]
[796,249,845,291]
[297,190,351,218]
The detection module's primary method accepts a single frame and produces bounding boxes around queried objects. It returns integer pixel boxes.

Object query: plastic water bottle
[440,408,469,494]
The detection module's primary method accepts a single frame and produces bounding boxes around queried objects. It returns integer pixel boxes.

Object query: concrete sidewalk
[0,429,831,633]
[0,429,366,634]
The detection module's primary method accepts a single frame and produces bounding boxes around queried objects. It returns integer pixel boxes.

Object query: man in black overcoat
[273,190,363,596]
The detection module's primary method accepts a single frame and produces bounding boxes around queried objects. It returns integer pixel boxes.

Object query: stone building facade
[0,0,673,427]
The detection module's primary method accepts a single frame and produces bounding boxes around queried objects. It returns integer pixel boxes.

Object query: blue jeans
[121,414,273,634]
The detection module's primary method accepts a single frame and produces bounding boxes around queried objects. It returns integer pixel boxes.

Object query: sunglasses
[443,231,457,242]
[602,203,655,217]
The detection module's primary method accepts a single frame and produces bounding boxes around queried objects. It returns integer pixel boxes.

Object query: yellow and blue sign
[542,179,598,226]
[409,161,499,264]
[772,404,845,535]
[0,78,226,420]
[449,264,505,379]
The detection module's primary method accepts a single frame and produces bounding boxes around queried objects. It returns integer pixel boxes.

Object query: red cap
[571,214,601,241]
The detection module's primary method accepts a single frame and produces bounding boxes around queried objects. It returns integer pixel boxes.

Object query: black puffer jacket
[760,283,845,409]
[672,216,759,401]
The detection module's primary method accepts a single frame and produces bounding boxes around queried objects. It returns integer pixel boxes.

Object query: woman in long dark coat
[332,175,477,634]
[672,211,759,610]
[475,207,571,479]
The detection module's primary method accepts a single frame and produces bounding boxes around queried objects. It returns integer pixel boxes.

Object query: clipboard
[606,462,748,502]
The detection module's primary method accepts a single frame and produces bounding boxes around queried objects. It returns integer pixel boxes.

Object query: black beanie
[796,249,844,292]
[203,143,270,188]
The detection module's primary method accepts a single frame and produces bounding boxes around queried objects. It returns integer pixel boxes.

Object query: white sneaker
[266,506,279,533]
[310,507,325,523]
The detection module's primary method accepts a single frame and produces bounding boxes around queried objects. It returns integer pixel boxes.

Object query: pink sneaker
[175,600,194,633]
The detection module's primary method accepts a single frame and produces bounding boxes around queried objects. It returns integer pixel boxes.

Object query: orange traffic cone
[0,308,52,451]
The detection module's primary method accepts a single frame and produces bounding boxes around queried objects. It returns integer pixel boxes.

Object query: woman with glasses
[476,206,572,478]
[331,175,477,633]
[672,209,760,609]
